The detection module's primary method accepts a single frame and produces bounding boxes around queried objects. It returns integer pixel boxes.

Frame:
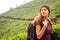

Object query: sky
[0,0,32,14]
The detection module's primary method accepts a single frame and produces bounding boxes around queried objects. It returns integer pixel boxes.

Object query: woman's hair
[31,4,50,25]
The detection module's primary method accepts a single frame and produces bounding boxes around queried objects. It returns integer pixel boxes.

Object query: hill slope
[0,0,60,19]
[0,0,60,40]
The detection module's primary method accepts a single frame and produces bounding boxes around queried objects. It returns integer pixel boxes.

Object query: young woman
[31,4,52,40]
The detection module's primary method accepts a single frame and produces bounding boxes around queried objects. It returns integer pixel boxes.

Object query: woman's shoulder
[35,18,42,25]
[48,18,52,26]
[48,18,52,23]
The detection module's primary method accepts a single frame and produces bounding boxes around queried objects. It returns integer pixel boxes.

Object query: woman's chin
[42,15,46,17]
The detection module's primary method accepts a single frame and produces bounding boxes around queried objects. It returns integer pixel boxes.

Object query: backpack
[27,23,38,40]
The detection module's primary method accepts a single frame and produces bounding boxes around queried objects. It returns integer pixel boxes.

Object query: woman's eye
[41,9,46,11]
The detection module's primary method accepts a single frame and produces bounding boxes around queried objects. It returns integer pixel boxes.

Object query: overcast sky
[0,0,32,14]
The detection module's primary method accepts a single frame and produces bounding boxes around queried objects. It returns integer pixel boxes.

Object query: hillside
[0,0,60,40]
[0,0,60,19]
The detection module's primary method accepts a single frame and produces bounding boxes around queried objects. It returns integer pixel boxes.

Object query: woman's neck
[43,16,49,20]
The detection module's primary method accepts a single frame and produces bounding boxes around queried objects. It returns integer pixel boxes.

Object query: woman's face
[40,7,49,17]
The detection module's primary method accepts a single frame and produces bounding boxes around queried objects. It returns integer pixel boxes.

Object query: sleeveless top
[35,18,52,40]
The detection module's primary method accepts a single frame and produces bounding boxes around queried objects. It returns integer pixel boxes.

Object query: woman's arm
[36,20,48,39]
[36,25,47,39]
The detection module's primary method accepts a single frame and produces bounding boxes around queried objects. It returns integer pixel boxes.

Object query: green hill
[0,0,60,40]
[0,0,60,19]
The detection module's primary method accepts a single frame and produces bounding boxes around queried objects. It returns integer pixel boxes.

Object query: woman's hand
[43,20,48,27]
